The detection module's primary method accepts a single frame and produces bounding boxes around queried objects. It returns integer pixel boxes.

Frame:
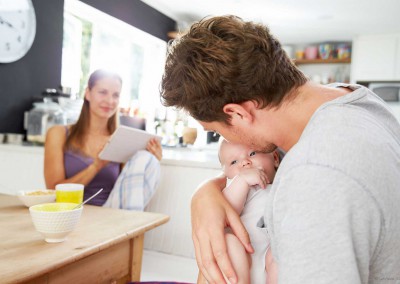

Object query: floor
[141,250,198,283]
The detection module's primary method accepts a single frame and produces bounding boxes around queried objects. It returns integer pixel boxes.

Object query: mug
[319,44,334,59]
[55,183,84,204]
[304,46,318,60]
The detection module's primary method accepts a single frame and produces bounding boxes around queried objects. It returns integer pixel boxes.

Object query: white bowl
[29,203,83,243]
[17,190,56,207]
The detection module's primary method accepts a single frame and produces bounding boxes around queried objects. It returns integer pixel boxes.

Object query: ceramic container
[29,203,83,243]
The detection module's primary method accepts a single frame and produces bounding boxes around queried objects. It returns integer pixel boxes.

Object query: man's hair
[161,15,308,123]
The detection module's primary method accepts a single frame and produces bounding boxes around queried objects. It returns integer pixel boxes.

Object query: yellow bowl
[31,203,79,212]
[29,203,83,243]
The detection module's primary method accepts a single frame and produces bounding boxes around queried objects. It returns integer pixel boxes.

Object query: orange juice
[55,183,84,204]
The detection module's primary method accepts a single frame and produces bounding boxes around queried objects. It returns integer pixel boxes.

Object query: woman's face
[85,77,121,119]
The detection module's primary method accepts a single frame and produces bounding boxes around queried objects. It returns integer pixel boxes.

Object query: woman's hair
[65,69,122,151]
[161,15,308,124]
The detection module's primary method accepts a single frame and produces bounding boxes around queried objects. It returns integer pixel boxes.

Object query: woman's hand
[92,157,109,171]
[192,178,254,284]
[146,138,162,161]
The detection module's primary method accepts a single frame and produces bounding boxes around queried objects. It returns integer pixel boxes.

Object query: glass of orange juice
[55,183,84,204]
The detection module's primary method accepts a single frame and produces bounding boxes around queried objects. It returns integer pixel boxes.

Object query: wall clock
[0,0,36,63]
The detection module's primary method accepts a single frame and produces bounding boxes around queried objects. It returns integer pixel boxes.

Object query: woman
[44,69,162,210]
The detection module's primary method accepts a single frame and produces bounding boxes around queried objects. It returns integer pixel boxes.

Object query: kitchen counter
[0,143,220,169]
[162,146,220,169]
[0,143,221,195]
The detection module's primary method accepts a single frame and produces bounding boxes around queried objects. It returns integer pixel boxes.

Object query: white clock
[0,0,36,63]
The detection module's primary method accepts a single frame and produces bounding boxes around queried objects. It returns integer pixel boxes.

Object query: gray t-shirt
[265,84,400,283]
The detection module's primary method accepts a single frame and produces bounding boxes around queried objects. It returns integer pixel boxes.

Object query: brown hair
[65,69,122,151]
[161,15,308,123]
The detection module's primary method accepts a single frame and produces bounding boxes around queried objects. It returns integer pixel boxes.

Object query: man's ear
[222,102,255,124]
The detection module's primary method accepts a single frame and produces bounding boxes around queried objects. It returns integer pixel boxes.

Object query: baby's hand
[236,167,269,189]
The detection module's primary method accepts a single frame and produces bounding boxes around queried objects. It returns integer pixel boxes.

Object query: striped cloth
[103,150,160,211]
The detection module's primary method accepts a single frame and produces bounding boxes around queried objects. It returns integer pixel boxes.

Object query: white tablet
[99,125,162,163]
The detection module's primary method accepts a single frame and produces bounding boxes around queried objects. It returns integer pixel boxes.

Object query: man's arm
[191,176,254,284]
[272,165,381,283]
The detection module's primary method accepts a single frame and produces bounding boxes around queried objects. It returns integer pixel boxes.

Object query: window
[61,0,167,131]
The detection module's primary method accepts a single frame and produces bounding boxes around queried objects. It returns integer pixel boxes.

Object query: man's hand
[191,178,254,284]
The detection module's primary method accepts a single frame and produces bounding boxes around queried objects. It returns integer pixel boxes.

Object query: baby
[219,138,279,284]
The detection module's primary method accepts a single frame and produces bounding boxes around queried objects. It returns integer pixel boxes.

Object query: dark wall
[0,0,64,134]
[0,0,175,134]
[81,0,174,41]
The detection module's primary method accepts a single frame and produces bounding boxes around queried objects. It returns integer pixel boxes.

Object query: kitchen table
[0,194,169,284]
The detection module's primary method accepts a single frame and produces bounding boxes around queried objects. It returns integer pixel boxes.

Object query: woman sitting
[44,69,162,210]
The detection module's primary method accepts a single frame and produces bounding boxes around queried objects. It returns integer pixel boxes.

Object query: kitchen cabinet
[144,161,221,258]
[351,34,400,82]
[396,39,400,79]
[0,145,45,194]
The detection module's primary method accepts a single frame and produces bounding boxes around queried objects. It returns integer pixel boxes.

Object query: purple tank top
[64,128,120,206]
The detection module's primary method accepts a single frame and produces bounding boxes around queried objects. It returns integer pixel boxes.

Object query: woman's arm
[191,176,254,284]
[44,126,107,189]
[146,138,162,161]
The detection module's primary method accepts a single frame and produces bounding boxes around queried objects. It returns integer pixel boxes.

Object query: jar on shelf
[319,44,335,59]
[304,46,318,60]
[24,98,67,144]
[336,44,351,59]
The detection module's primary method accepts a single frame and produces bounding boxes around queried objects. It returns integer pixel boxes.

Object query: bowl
[29,203,83,243]
[17,189,56,207]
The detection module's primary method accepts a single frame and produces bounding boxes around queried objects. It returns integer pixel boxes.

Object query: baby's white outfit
[224,182,271,284]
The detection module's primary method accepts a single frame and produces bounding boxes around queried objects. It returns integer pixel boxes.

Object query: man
[161,15,400,283]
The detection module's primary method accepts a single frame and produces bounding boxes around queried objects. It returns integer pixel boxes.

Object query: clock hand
[0,16,15,29]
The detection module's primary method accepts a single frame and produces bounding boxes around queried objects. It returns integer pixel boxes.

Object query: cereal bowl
[29,203,83,243]
[17,190,56,207]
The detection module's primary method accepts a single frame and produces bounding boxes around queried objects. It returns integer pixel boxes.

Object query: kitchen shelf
[294,58,351,65]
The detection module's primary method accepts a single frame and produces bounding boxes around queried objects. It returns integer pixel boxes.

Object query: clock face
[0,0,36,63]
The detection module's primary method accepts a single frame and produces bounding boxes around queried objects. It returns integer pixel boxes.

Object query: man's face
[198,120,277,153]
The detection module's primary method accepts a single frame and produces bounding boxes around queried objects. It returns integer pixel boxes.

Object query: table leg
[130,234,144,281]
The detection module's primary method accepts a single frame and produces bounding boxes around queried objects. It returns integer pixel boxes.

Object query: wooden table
[0,194,169,284]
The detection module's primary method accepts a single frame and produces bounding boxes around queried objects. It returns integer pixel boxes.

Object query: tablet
[99,125,162,163]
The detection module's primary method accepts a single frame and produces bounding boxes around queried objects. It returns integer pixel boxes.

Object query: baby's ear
[273,150,281,167]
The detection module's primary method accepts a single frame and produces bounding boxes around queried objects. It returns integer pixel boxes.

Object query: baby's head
[218,139,280,181]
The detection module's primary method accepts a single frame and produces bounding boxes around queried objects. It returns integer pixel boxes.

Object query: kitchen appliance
[207,131,220,144]
[24,98,67,144]
[368,82,400,102]
[5,133,24,145]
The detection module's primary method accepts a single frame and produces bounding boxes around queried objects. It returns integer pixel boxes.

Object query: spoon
[72,188,103,209]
